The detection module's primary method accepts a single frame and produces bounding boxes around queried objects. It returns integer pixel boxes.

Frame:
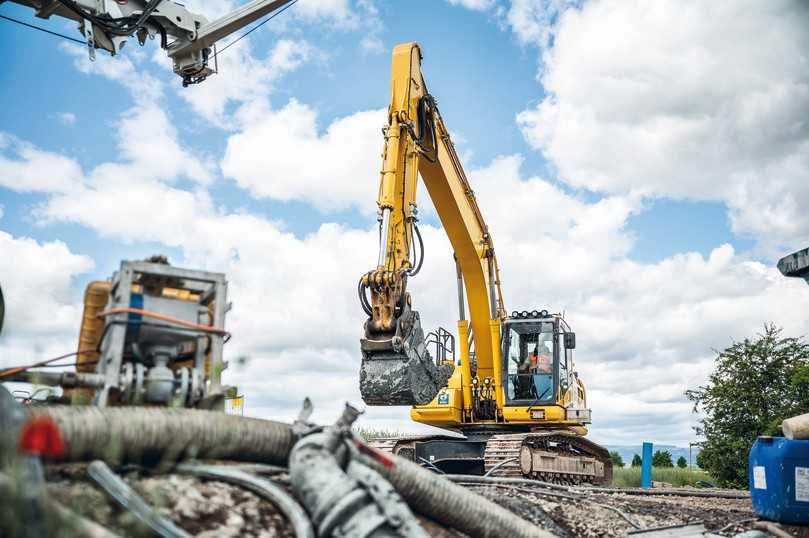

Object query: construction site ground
[43,462,809,538]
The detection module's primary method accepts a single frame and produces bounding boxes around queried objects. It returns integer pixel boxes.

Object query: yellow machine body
[358,43,613,483]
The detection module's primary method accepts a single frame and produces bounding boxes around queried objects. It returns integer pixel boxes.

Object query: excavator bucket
[360,309,453,406]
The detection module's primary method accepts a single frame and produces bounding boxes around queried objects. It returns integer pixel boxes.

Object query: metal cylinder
[455,256,465,321]
[377,208,392,268]
[487,256,497,320]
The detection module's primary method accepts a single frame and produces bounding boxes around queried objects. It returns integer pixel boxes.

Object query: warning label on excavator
[438,393,449,405]
[796,467,809,502]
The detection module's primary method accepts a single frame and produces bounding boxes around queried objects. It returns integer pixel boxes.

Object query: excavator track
[484,431,613,486]
[369,431,612,486]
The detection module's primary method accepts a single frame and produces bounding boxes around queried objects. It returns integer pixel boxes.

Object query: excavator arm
[359,42,506,407]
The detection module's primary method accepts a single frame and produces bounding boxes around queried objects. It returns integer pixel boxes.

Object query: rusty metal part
[88,460,192,538]
[363,270,406,334]
[484,431,613,486]
[176,463,314,538]
[360,306,453,406]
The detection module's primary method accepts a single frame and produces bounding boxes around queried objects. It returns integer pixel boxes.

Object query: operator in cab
[529,340,553,374]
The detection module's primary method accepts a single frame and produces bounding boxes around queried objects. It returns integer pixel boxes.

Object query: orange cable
[96,307,229,336]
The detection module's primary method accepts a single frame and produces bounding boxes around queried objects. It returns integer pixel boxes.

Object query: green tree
[686,324,809,488]
[677,456,688,468]
[631,454,642,467]
[652,450,674,467]
[609,451,624,467]
[695,449,705,469]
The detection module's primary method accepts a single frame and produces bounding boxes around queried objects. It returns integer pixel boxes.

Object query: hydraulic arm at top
[359,42,506,407]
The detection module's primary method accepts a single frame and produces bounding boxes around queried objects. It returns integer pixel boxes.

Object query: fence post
[641,442,653,489]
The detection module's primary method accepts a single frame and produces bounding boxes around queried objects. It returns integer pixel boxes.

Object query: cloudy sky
[1,0,808,446]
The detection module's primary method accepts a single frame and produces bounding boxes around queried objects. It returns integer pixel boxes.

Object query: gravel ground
[39,463,809,538]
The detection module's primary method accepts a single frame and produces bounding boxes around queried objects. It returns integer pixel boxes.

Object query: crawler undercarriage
[369,429,613,486]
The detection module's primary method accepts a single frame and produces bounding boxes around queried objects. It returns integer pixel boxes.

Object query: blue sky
[1,0,807,445]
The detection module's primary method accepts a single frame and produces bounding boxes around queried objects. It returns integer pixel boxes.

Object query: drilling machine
[2,258,233,410]
[358,42,611,484]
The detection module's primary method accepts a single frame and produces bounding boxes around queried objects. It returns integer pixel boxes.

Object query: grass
[612,466,715,488]
[353,427,407,441]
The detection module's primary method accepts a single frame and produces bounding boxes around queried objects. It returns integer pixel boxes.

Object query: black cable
[415,95,439,163]
[0,14,86,44]
[214,0,298,58]
[54,0,163,36]
[358,278,372,317]
[409,222,425,276]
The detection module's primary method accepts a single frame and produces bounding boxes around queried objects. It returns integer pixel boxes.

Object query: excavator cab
[502,311,575,406]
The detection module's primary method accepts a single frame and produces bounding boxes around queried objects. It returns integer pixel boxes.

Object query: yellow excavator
[358,42,612,484]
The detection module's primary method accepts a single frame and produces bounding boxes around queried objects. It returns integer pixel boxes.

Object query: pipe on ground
[30,407,294,466]
[30,407,554,538]
[782,412,809,440]
[357,449,555,538]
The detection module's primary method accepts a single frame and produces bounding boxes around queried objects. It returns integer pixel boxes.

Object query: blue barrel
[749,436,809,524]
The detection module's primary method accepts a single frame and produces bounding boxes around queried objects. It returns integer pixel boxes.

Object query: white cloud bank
[0,230,93,363]
[222,100,384,212]
[445,0,809,251]
[515,0,809,250]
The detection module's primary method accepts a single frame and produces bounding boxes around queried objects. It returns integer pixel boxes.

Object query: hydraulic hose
[88,461,191,538]
[28,407,294,465]
[176,463,314,538]
[356,450,555,538]
[28,406,555,538]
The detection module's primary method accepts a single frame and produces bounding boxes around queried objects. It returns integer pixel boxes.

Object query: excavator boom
[358,43,504,406]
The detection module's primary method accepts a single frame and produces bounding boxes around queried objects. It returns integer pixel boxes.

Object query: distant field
[612,467,715,488]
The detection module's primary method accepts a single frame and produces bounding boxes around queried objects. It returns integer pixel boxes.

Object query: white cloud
[462,156,809,444]
[116,104,213,184]
[222,100,385,212]
[61,43,163,103]
[58,113,76,126]
[174,39,313,127]
[0,134,85,194]
[0,229,94,367]
[446,0,496,11]
[516,0,809,249]
[504,0,579,47]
